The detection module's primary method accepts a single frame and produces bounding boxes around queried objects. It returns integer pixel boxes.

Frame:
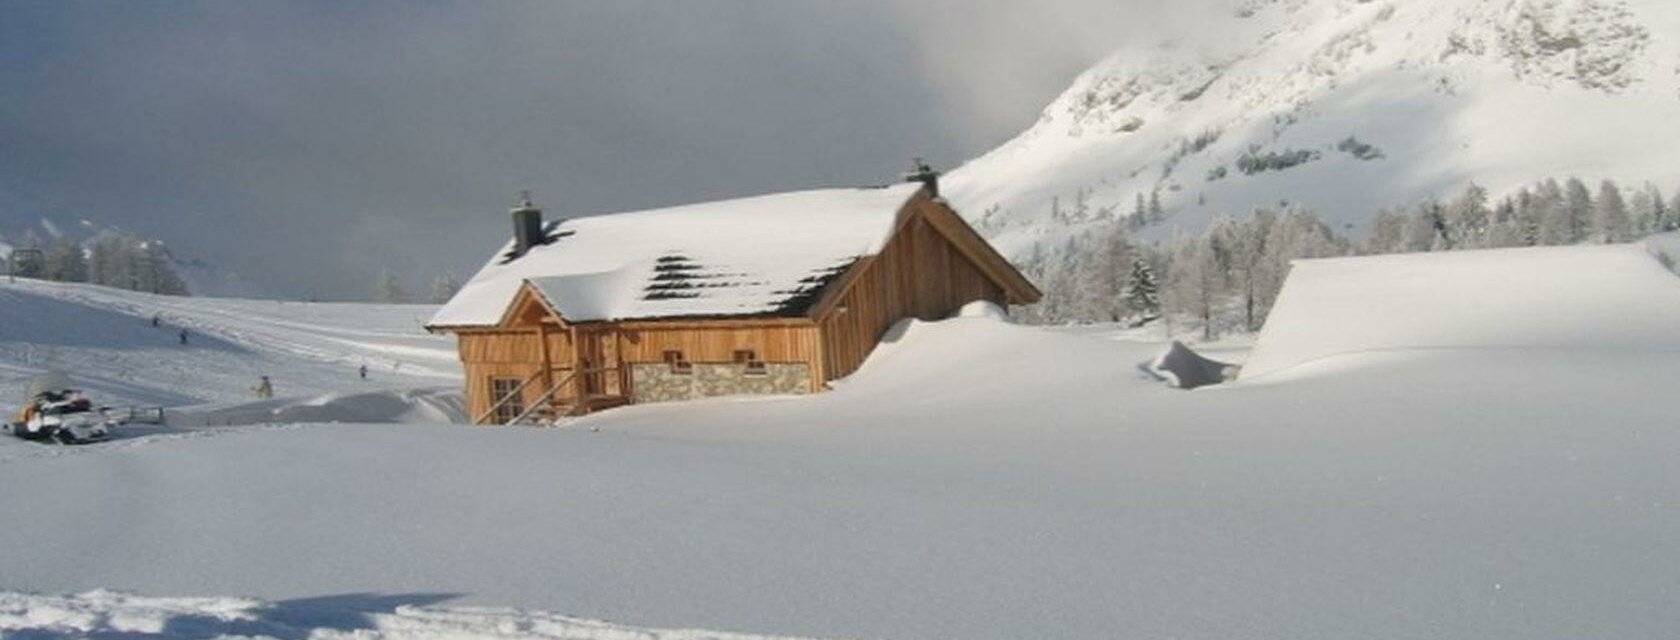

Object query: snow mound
[1148,340,1235,389]
[952,299,1008,320]
[170,387,466,427]
[1243,243,1680,379]
[0,589,825,639]
[1642,232,1680,274]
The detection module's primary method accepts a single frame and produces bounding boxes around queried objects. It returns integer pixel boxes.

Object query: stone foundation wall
[630,362,811,403]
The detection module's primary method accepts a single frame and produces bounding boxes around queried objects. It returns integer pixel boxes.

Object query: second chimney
[511,191,544,255]
[903,158,940,198]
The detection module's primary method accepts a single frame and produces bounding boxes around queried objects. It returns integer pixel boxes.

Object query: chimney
[511,190,545,255]
[903,157,940,198]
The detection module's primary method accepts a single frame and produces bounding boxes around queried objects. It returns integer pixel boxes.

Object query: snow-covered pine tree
[1165,232,1225,340]
[136,241,189,295]
[1629,184,1662,237]
[1485,196,1526,248]
[430,273,463,304]
[45,237,87,282]
[1513,187,1542,246]
[1592,179,1631,242]
[1071,187,1092,223]
[1081,222,1133,322]
[1535,179,1571,246]
[1148,189,1165,223]
[375,268,410,304]
[1563,177,1593,243]
[1445,182,1490,248]
[1216,211,1276,332]
[1669,187,1680,232]
[1365,208,1406,254]
[1646,184,1668,233]
[1124,256,1160,326]
[10,231,46,279]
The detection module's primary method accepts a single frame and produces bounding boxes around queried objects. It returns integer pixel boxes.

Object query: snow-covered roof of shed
[1241,243,1680,379]
[428,184,922,327]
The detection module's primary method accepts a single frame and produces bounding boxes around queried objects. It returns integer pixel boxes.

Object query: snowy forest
[1015,177,1680,336]
[4,231,190,296]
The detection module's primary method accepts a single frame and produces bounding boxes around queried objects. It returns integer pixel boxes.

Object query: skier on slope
[253,376,273,399]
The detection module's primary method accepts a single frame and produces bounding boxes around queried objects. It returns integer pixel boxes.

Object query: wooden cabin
[426,176,1040,424]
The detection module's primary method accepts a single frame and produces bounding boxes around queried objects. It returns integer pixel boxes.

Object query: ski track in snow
[0,279,460,415]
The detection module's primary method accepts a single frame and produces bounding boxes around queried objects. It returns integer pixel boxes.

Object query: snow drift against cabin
[1242,239,1680,379]
[428,184,922,327]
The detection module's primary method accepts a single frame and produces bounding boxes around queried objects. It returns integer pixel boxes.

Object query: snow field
[5,311,1680,638]
[5,244,1680,638]
[0,278,459,415]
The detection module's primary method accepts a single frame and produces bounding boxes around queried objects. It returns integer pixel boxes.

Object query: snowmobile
[6,373,119,445]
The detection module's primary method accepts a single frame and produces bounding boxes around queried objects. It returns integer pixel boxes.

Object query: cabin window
[489,377,524,423]
[734,349,767,376]
[663,350,692,375]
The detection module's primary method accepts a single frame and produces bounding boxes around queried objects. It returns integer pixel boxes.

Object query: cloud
[1,1,1217,299]
[882,0,1228,144]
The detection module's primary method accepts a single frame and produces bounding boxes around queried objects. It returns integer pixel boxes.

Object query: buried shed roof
[1241,242,1680,379]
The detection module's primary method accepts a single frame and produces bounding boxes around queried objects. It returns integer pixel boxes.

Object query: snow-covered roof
[429,184,923,327]
[1242,243,1680,379]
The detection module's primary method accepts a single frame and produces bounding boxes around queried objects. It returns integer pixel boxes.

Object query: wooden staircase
[475,366,628,426]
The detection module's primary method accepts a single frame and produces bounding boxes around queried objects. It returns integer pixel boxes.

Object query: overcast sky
[1,1,1158,300]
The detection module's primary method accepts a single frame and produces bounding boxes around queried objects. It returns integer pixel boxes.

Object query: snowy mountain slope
[945,0,1680,256]
[0,214,269,298]
[6,274,1680,638]
[0,279,458,414]
[0,589,825,640]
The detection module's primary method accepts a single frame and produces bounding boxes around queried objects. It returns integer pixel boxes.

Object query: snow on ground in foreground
[1243,242,1680,379]
[5,312,1680,638]
[0,589,820,639]
[0,279,459,415]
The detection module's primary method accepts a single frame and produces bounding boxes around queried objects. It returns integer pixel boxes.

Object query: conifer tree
[1124,256,1160,326]
[1592,179,1631,242]
[375,268,410,304]
[1563,177,1593,243]
[1535,179,1571,245]
[430,273,463,304]
[45,237,88,282]
[11,231,46,279]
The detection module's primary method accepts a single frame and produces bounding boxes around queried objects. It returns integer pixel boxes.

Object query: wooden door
[576,329,618,397]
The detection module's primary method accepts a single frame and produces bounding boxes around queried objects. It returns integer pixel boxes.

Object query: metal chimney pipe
[903,158,940,198]
[511,191,544,255]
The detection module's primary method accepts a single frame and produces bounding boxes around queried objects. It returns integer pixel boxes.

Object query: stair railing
[509,369,578,425]
[473,367,546,425]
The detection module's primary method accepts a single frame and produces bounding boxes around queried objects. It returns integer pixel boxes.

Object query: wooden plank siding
[814,203,1005,383]
[457,329,578,421]
[616,324,818,364]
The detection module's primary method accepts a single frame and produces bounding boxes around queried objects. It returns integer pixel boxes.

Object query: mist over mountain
[0,213,265,298]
